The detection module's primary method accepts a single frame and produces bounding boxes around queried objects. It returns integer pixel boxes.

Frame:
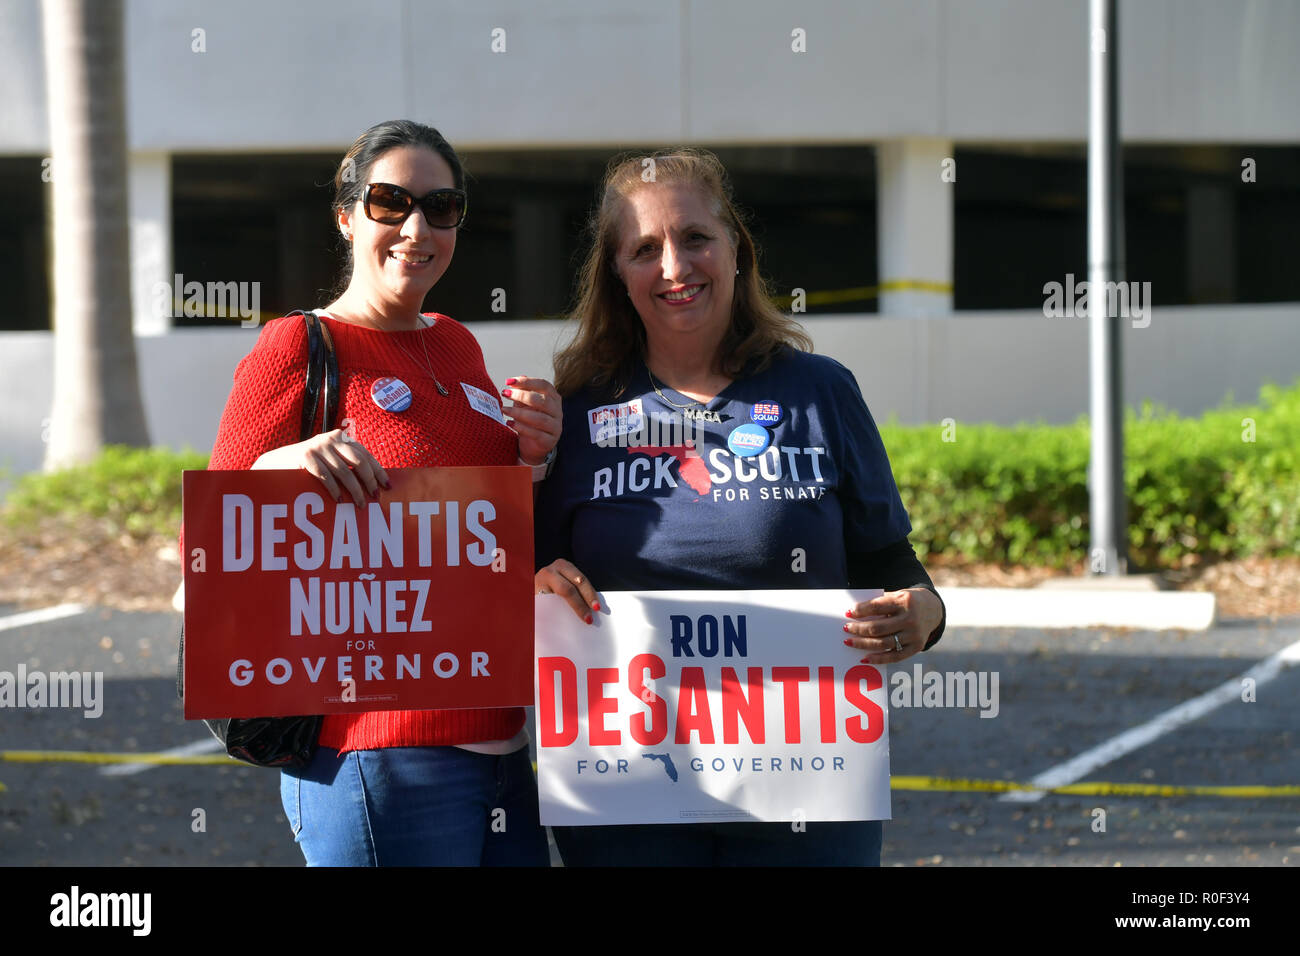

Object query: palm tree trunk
[41,0,150,470]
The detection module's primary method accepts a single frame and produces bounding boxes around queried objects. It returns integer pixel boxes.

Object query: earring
[735,268,740,275]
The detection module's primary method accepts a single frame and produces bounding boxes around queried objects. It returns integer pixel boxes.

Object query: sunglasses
[362,182,467,229]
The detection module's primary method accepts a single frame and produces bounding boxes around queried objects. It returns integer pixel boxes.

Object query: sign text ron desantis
[183,467,533,718]
[535,590,891,826]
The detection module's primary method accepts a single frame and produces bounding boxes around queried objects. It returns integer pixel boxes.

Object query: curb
[940,587,1217,631]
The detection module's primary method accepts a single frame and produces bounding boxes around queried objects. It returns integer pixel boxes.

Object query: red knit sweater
[205,312,525,753]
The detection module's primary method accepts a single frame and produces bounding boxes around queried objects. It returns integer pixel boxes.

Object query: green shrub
[3,380,1298,568]
[881,379,1300,568]
[1,446,209,539]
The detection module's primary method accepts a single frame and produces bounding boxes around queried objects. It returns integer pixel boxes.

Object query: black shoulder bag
[176,310,339,768]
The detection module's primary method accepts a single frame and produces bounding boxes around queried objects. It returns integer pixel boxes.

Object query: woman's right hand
[535,559,600,625]
[251,429,390,507]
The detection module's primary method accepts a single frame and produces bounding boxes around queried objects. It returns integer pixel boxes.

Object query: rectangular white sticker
[587,399,644,444]
[461,382,508,425]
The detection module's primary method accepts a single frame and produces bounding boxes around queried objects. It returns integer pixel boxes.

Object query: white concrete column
[876,138,954,317]
[129,151,172,335]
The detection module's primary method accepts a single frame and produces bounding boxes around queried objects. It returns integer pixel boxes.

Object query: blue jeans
[280,746,550,866]
[552,820,882,866]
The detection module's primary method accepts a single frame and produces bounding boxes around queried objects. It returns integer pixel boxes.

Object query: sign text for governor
[535,589,891,826]
[182,467,533,718]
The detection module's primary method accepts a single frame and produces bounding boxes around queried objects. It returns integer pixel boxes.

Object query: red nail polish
[843,623,850,632]
[860,656,873,664]
[382,479,392,490]
[843,638,853,646]
[505,377,518,385]
[591,601,602,612]
[845,610,854,618]
[585,615,593,625]
[501,388,512,397]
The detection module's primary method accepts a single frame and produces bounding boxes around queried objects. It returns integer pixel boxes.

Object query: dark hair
[553,147,812,397]
[328,120,465,296]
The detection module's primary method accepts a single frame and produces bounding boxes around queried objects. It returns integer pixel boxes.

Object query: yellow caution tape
[0,750,231,766]
[4,752,1293,797]
[772,279,954,309]
[890,775,1300,798]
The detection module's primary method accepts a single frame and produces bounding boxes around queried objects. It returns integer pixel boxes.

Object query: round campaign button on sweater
[371,376,413,413]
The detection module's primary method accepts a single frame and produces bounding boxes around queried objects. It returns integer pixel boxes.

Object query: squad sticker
[750,401,783,426]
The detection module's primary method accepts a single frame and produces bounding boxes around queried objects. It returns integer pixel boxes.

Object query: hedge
[881,379,1300,567]
[4,380,1296,568]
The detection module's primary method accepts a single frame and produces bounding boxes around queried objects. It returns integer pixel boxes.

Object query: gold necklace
[324,309,450,396]
[385,316,450,396]
[646,364,705,409]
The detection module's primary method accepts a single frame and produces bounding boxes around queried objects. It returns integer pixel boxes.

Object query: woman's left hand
[501,376,562,465]
[843,588,944,664]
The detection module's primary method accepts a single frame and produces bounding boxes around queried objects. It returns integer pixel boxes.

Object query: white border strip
[100,738,226,776]
[942,587,1216,630]
[1002,637,1300,802]
[0,603,88,633]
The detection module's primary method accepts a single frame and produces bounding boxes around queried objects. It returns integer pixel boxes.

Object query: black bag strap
[286,309,339,440]
[318,317,339,436]
[177,309,339,703]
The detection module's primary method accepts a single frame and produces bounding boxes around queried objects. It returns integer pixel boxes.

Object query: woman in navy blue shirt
[534,148,945,866]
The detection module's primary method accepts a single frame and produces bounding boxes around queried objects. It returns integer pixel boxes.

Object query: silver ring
[537,587,552,595]
[892,634,902,652]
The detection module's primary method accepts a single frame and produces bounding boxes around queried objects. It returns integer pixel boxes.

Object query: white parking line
[1001,637,1300,803]
[99,738,226,776]
[0,603,88,633]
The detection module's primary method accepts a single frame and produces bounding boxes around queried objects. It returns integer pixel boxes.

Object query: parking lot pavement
[1,603,1296,866]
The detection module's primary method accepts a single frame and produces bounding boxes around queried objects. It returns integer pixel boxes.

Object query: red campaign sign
[181,467,534,719]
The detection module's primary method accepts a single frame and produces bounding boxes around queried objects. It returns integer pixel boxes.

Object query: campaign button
[727,423,770,457]
[371,376,412,413]
[750,401,783,426]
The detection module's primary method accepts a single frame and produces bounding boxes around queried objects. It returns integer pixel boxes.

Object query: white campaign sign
[534,589,891,826]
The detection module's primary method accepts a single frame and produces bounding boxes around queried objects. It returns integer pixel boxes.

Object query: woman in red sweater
[207,120,559,866]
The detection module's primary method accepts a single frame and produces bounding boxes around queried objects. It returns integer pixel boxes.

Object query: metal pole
[1087,0,1127,576]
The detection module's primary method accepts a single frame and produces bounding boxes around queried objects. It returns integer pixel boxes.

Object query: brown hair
[553,148,812,397]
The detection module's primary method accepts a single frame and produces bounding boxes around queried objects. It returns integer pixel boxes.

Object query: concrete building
[1,0,1298,475]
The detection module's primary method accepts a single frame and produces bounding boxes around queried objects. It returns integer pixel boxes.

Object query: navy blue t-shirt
[534,349,911,591]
